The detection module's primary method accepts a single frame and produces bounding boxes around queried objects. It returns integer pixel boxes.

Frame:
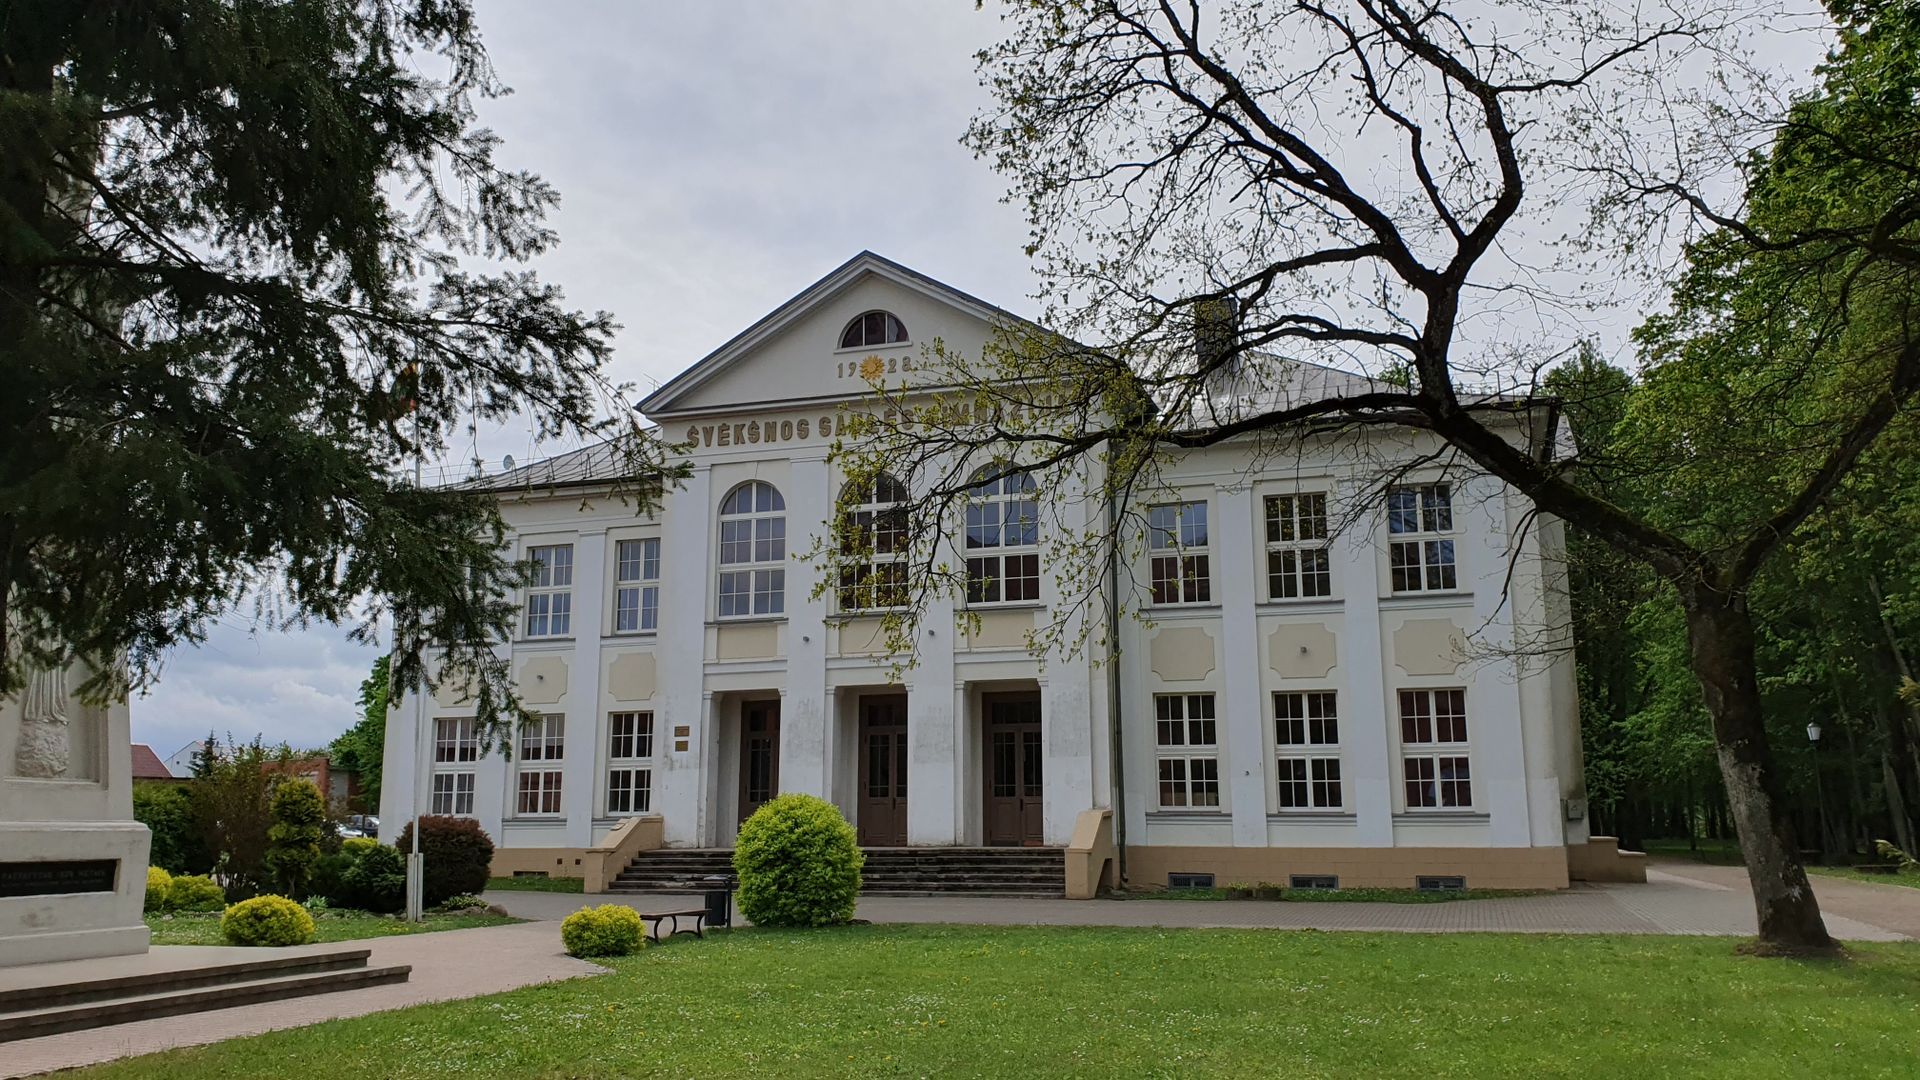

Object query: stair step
[0,949,377,1014]
[0,963,412,1042]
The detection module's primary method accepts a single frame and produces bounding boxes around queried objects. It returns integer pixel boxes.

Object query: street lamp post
[1807,721,1829,863]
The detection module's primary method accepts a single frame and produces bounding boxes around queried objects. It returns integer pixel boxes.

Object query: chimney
[1194,297,1240,374]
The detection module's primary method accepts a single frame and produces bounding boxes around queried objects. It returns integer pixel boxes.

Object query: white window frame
[430,716,478,815]
[605,710,654,815]
[837,474,911,612]
[1265,492,1333,601]
[522,543,574,638]
[964,466,1041,605]
[515,714,565,817]
[1153,693,1222,810]
[613,537,661,634]
[1399,688,1472,810]
[838,310,910,350]
[1387,483,1459,593]
[1147,500,1212,606]
[717,482,786,618]
[1274,691,1343,811]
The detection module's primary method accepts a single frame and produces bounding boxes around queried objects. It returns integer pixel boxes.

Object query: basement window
[1289,875,1339,891]
[1167,873,1216,890]
[1416,875,1466,892]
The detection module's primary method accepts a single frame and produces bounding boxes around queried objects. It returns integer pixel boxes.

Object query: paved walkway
[4,922,603,1078]
[487,860,1917,942]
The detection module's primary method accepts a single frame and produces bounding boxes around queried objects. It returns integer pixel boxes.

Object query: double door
[984,695,1044,846]
[737,700,780,824]
[857,696,909,846]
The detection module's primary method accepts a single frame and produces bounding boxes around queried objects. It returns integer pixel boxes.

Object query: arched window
[717,481,786,617]
[964,465,1040,604]
[837,473,911,611]
[839,310,909,349]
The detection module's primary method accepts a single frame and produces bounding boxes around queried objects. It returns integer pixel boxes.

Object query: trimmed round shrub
[560,904,646,958]
[145,866,173,912]
[339,843,407,914]
[732,793,863,928]
[340,836,379,857]
[168,874,227,913]
[221,895,316,947]
[393,816,495,907]
[265,780,326,898]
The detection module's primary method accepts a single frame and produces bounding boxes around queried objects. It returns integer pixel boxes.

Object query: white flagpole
[405,380,427,923]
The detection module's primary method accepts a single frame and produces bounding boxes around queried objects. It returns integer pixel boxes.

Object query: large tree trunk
[1680,588,1835,950]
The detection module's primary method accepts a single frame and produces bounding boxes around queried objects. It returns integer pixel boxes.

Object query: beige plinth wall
[1064,809,1116,899]
[583,816,665,893]
[489,847,591,881]
[1125,845,1573,891]
[1566,836,1649,883]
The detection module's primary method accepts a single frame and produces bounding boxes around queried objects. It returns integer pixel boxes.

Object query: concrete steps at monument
[0,948,411,1042]
[610,846,1065,898]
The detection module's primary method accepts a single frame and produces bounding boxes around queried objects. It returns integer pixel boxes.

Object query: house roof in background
[131,743,173,780]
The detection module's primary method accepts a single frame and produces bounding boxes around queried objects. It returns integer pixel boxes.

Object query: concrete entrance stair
[609,846,1066,898]
[0,946,411,1042]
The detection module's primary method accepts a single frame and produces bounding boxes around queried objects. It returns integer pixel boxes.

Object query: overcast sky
[133,1,1037,759]
[129,1,1830,762]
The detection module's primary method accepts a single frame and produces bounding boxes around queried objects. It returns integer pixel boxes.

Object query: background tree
[329,654,389,810]
[265,778,325,898]
[829,0,1920,950]
[193,734,291,898]
[0,0,679,735]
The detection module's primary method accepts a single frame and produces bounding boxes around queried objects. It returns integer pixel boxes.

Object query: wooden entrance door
[737,700,781,825]
[857,696,909,846]
[984,695,1044,846]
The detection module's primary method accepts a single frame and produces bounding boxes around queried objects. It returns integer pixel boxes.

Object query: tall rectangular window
[1154,693,1221,809]
[1148,501,1211,605]
[613,538,661,633]
[1400,689,1471,809]
[430,716,478,815]
[523,544,574,637]
[605,711,654,815]
[1387,484,1457,592]
[515,714,565,816]
[1274,691,1342,810]
[1265,493,1332,600]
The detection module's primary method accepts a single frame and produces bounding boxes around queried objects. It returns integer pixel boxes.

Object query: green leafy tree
[193,734,290,899]
[828,1,1920,950]
[0,0,679,736]
[265,778,325,897]
[329,655,389,810]
[133,780,212,874]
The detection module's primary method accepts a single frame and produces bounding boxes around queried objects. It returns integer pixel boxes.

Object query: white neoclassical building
[379,252,1639,893]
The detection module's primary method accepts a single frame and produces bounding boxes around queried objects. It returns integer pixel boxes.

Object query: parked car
[339,813,381,839]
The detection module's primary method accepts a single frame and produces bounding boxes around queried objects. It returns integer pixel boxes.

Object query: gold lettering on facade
[747,420,760,444]
[819,416,834,439]
[797,418,810,438]
[780,419,794,440]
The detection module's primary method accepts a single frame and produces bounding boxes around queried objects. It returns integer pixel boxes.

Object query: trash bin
[702,875,736,929]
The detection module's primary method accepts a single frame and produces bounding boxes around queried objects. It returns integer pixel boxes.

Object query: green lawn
[145,909,517,946]
[1120,886,1541,903]
[485,875,585,893]
[1809,866,1920,890]
[83,925,1920,1078]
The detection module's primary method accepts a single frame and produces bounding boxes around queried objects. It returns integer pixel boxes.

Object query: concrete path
[4,922,603,1078]
[488,860,1917,942]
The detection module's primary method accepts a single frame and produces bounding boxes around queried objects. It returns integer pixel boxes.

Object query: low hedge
[168,874,227,912]
[560,905,647,958]
[145,866,173,913]
[221,895,315,947]
[393,817,495,907]
[732,793,863,928]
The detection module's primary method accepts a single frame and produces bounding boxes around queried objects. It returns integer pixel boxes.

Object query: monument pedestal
[1,664,151,968]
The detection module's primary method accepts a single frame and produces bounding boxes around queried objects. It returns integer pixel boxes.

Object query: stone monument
[0,657,151,966]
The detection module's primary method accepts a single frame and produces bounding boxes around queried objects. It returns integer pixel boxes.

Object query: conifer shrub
[560,904,647,957]
[168,874,227,912]
[221,895,316,946]
[732,793,863,927]
[145,866,173,912]
[339,843,408,913]
[265,780,326,898]
[393,816,496,906]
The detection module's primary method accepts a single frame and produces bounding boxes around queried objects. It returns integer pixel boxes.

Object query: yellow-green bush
[560,904,647,958]
[733,793,863,927]
[341,836,379,857]
[145,866,173,912]
[221,894,315,947]
[168,874,227,912]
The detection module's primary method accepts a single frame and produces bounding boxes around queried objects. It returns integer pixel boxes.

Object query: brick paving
[3,922,603,1079]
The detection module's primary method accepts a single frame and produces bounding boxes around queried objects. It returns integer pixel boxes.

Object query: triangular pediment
[637,252,1034,419]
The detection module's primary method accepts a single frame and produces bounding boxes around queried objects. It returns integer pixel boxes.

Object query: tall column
[563,529,608,846]
[782,456,830,798]
[909,594,960,844]
[1336,481,1394,847]
[1215,484,1269,848]
[1465,474,1532,847]
[657,465,710,847]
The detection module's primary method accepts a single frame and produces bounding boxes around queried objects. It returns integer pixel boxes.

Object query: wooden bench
[639,908,708,942]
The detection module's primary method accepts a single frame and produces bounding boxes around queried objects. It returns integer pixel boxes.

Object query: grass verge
[1808,866,1920,890]
[485,875,585,893]
[145,909,517,946]
[1116,886,1541,903]
[81,925,1920,1078]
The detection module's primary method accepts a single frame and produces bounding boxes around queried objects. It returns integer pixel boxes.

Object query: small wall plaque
[0,859,119,898]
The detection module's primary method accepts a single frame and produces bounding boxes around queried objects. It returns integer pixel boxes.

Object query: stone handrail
[583,815,665,893]
[1065,808,1116,900]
